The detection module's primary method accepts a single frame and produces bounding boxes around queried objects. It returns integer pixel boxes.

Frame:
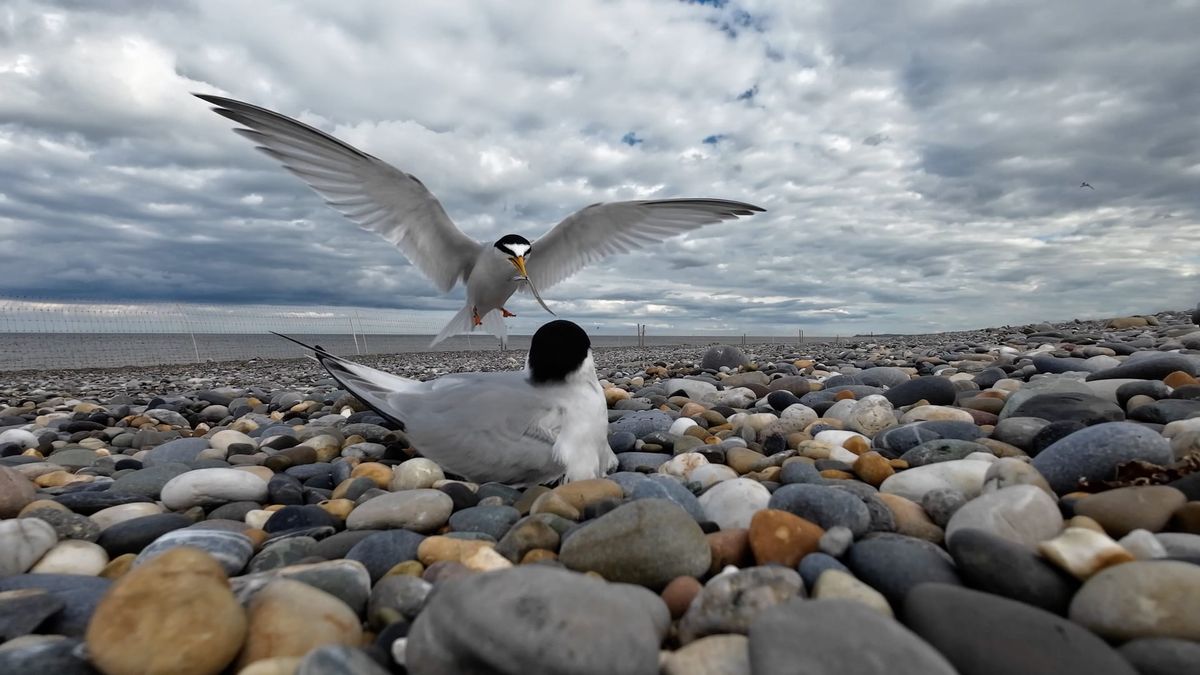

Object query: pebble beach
[2,309,1200,675]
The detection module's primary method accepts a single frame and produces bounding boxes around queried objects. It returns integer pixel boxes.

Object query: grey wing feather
[524,198,764,291]
[196,94,481,292]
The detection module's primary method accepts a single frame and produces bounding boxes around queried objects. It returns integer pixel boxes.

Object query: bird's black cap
[528,320,591,384]
[494,234,531,254]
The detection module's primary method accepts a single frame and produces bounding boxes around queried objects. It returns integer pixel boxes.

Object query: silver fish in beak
[512,274,556,316]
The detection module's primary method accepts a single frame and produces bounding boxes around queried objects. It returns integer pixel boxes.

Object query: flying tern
[197,94,764,348]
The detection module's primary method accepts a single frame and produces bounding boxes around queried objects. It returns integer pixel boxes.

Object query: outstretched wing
[524,198,764,291]
[197,94,481,291]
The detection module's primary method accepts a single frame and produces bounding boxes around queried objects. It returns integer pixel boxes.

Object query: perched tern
[197,94,765,348]
[273,319,616,485]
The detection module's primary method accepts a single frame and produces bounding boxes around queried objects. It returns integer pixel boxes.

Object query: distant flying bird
[197,94,765,348]
[273,320,616,485]
[1080,182,1095,190]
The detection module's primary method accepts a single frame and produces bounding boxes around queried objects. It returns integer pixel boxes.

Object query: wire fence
[0,297,823,371]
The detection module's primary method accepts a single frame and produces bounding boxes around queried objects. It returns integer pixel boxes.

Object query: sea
[0,332,814,371]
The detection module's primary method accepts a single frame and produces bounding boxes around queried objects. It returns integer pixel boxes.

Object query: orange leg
[472,307,483,326]
[501,307,516,317]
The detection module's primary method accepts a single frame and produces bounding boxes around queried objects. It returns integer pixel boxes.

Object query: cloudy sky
[2,0,1198,337]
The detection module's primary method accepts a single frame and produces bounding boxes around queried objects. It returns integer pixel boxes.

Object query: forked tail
[428,306,508,350]
[269,331,417,428]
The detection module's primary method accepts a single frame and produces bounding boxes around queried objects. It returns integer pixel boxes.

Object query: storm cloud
[1,0,1197,335]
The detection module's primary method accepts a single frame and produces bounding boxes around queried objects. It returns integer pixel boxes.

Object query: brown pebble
[726,447,768,474]
[318,498,354,521]
[529,491,581,520]
[0,467,37,518]
[852,451,894,487]
[17,499,68,517]
[520,549,557,564]
[86,548,247,675]
[661,576,703,619]
[705,529,751,575]
[417,536,494,566]
[843,435,870,455]
[833,390,857,401]
[819,470,855,480]
[878,493,944,544]
[551,478,623,511]
[350,462,393,489]
[748,509,823,567]
[1073,486,1188,538]
[99,553,137,580]
[385,560,425,577]
[1163,370,1199,388]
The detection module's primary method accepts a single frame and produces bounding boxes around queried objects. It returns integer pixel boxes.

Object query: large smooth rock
[0,574,110,637]
[407,566,666,675]
[1118,638,1200,675]
[560,499,710,589]
[1011,392,1125,425]
[345,530,426,583]
[1069,561,1200,641]
[702,345,750,371]
[698,478,771,530]
[883,376,957,407]
[1086,353,1198,381]
[947,529,1077,615]
[767,484,870,538]
[134,528,254,576]
[345,489,453,532]
[845,534,961,610]
[160,468,269,509]
[1031,422,1172,494]
[231,559,371,616]
[0,589,64,641]
[85,548,246,675]
[905,584,1136,675]
[142,437,209,466]
[108,463,190,499]
[945,485,1063,548]
[879,459,992,502]
[240,579,363,669]
[28,540,108,575]
[96,513,193,557]
[1072,486,1187,537]
[748,598,956,675]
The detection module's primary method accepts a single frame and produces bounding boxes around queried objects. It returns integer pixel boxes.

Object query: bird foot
[501,308,516,317]
[472,308,482,327]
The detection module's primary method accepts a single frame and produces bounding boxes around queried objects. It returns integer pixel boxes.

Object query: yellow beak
[510,255,528,278]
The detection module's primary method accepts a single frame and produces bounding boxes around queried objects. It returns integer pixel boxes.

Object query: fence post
[175,304,201,363]
[356,310,368,354]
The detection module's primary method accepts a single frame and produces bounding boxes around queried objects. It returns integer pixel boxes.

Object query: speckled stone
[678,566,804,643]
[134,528,254,576]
